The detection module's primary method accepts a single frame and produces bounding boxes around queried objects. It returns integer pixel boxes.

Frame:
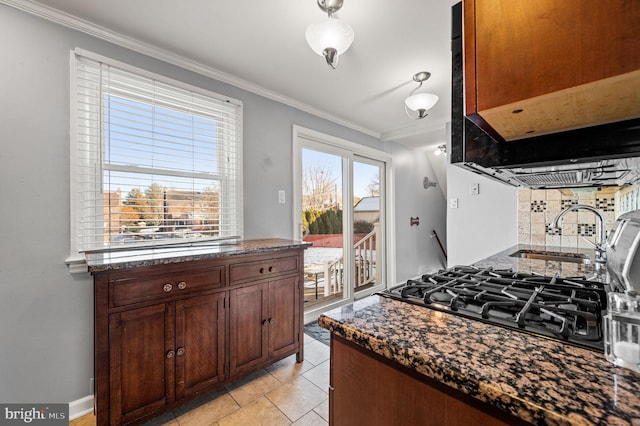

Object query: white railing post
[323,264,331,297]
[352,224,378,289]
[374,222,382,286]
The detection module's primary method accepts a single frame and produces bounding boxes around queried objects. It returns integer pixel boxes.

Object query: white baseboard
[69,395,94,421]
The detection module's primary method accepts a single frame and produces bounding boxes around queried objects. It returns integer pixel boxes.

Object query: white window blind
[71,50,243,253]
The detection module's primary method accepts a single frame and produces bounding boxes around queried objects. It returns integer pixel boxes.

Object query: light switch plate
[470,183,479,196]
[450,198,459,209]
[278,190,285,204]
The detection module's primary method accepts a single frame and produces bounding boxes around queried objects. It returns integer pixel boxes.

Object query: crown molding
[2,0,380,139]
[380,122,446,143]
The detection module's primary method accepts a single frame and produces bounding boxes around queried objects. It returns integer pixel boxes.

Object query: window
[70,49,243,256]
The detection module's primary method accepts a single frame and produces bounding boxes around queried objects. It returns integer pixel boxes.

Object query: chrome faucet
[549,204,607,264]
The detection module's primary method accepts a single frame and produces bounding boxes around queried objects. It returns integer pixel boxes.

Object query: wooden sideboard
[92,247,305,425]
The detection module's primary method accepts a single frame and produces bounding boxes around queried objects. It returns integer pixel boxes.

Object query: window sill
[66,254,89,274]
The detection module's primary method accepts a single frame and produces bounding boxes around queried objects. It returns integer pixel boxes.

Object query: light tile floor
[70,335,330,426]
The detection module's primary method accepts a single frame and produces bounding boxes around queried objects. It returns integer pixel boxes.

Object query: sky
[302,148,380,199]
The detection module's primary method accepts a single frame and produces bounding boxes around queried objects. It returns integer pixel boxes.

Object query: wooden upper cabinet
[464,0,640,141]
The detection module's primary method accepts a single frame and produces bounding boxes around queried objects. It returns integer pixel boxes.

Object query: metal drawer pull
[166,350,175,359]
[176,347,185,356]
[177,281,187,290]
[163,283,173,293]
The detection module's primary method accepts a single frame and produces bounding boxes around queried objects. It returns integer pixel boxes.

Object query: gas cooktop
[378,265,608,351]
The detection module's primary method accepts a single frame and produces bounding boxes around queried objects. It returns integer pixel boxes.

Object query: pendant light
[405,72,439,119]
[305,0,354,69]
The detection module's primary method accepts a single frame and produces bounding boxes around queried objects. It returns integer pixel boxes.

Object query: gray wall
[0,5,445,403]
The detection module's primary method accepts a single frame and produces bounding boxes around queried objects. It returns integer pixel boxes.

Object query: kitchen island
[319,245,640,425]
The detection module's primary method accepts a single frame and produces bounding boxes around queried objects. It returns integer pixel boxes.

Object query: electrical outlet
[470,183,479,196]
[450,198,459,209]
[278,190,285,204]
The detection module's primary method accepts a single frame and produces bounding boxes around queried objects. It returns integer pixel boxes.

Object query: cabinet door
[465,0,640,141]
[229,284,268,376]
[268,277,299,358]
[109,304,174,425]
[175,292,226,399]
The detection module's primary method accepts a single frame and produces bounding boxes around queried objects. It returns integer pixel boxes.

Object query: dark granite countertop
[86,238,311,273]
[319,245,640,426]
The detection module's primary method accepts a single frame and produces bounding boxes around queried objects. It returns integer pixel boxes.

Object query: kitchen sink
[509,249,591,264]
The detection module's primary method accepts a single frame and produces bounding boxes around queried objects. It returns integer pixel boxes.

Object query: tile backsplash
[518,183,640,249]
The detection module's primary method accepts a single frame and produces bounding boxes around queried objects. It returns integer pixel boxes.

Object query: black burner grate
[378,266,608,351]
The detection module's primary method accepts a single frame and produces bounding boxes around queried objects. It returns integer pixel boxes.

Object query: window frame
[66,49,243,272]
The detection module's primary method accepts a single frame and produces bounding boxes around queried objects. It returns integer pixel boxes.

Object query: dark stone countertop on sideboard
[86,238,311,273]
[319,245,640,426]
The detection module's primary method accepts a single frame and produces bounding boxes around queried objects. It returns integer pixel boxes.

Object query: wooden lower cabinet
[268,278,299,359]
[109,304,174,425]
[229,283,269,376]
[330,336,532,426]
[229,277,300,376]
[175,293,226,399]
[93,249,304,425]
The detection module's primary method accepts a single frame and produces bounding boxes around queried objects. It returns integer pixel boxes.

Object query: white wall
[392,144,448,281]
[0,4,444,404]
[446,162,518,266]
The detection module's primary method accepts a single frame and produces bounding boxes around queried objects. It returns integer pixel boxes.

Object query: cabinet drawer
[110,266,225,307]
[230,255,299,284]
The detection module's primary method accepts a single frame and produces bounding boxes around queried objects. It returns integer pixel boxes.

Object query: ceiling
[14,0,459,147]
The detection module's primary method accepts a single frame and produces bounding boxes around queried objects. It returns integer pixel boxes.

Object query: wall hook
[423,177,437,189]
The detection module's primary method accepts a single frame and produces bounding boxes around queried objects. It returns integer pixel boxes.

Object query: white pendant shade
[305,18,354,56]
[405,93,439,112]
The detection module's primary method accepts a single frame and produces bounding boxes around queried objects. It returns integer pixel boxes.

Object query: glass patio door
[293,127,389,320]
[352,157,384,295]
[300,147,348,309]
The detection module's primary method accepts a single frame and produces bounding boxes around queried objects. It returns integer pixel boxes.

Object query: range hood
[450,2,640,189]
[461,157,640,189]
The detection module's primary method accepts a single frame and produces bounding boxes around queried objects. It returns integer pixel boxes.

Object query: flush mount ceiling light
[405,71,439,119]
[434,144,447,156]
[305,0,354,69]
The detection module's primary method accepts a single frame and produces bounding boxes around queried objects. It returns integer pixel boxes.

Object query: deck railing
[322,223,379,296]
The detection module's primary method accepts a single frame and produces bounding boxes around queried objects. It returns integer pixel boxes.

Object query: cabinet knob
[268,318,273,324]
[163,283,173,293]
[259,267,265,274]
[177,281,187,290]
[166,350,175,359]
[176,347,185,356]
[262,319,268,326]
[268,266,273,272]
